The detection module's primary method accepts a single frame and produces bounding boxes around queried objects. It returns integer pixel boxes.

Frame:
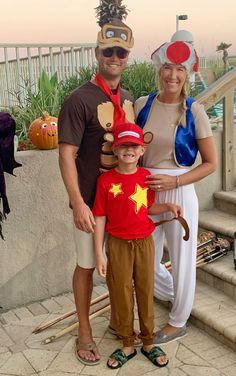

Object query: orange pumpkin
[28,112,58,149]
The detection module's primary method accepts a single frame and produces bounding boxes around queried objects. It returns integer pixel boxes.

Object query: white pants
[149,168,198,327]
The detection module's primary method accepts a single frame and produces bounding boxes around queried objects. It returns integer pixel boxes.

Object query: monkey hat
[95,0,134,51]
[151,41,199,76]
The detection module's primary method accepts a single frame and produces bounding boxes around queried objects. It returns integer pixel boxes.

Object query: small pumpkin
[28,112,58,149]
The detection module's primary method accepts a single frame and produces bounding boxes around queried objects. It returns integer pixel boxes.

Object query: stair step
[214,190,236,215]
[196,251,236,300]
[199,209,236,238]
[190,279,236,351]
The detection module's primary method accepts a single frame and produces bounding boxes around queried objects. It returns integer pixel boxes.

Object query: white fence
[198,56,223,69]
[0,43,97,109]
[0,44,223,109]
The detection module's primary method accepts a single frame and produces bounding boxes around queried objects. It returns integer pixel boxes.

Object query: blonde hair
[179,80,189,127]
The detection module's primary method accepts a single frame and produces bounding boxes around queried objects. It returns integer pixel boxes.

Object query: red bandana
[95,73,127,128]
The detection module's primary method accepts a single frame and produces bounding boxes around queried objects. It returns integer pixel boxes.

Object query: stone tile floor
[0,284,236,376]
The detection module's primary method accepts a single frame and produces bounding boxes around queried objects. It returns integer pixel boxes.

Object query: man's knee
[75,264,95,277]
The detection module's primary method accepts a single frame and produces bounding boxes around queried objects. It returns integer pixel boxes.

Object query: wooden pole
[33,292,109,334]
[42,303,111,344]
[165,239,230,271]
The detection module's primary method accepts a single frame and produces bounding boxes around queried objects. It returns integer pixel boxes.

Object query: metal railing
[196,67,236,191]
[198,56,222,69]
[0,43,97,108]
[0,44,226,109]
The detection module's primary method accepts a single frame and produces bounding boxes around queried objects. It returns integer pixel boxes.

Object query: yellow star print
[129,184,148,213]
[109,183,123,197]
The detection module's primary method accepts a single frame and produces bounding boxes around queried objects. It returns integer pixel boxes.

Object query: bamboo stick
[197,247,228,264]
[196,252,225,267]
[33,291,109,334]
[164,236,217,271]
[197,245,229,264]
[165,247,214,271]
[42,303,111,344]
[165,244,229,271]
[196,247,219,262]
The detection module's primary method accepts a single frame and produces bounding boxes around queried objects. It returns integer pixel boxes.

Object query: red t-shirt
[93,167,156,239]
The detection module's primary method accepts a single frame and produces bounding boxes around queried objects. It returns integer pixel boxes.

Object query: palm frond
[216,42,232,51]
[95,0,129,27]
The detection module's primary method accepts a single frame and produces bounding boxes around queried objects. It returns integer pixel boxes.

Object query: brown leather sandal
[74,338,100,365]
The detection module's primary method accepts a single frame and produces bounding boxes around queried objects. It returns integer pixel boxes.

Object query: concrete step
[214,190,236,215]
[190,277,236,352]
[199,209,236,238]
[161,212,236,351]
[161,242,236,351]
[196,251,236,301]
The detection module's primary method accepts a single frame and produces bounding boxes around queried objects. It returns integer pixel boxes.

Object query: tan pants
[107,234,154,346]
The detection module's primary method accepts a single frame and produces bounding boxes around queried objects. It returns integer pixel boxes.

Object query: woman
[134,40,217,344]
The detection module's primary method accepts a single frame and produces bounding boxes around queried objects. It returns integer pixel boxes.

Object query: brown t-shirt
[58,81,134,208]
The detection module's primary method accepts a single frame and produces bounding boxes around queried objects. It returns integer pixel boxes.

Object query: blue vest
[136,93,198,167]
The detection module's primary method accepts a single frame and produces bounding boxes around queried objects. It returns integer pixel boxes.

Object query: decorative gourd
[28,112,58,149]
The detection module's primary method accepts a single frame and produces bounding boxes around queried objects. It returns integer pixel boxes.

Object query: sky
[1,0,236,61]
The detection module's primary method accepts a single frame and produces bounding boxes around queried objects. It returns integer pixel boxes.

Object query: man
[58,1,134,366]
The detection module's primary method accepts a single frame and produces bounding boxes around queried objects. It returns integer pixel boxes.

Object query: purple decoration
[0,112,22,239]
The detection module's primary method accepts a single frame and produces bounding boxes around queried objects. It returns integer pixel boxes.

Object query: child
[93,122,182,369]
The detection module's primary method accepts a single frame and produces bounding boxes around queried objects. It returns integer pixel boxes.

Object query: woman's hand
[146,174,177,191]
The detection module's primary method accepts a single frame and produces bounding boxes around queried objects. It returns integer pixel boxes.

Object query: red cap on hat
[112,123,144,147]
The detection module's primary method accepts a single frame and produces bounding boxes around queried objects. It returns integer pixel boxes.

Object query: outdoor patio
[1,282,236,376]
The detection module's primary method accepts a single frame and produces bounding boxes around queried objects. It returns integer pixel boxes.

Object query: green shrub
[10,71,61,142]
[59,65,98,102]
[211,63,225,80]
[8,62,205,144]
[121,61,156,100]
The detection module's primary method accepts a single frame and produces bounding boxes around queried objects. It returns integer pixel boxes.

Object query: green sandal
[107,348,137,369]
[141,346,169,367]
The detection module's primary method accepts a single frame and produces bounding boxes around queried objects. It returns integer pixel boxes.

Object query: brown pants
[107,234,154,347]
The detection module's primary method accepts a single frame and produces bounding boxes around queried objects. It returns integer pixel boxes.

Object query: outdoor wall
[0,149,76,310]
[0,129,234,309]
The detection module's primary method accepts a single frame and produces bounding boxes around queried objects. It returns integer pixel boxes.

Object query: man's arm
[58,142,95,233]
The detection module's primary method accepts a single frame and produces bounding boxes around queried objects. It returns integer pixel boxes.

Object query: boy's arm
[94,216,107,277]
[148,203,182,217]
